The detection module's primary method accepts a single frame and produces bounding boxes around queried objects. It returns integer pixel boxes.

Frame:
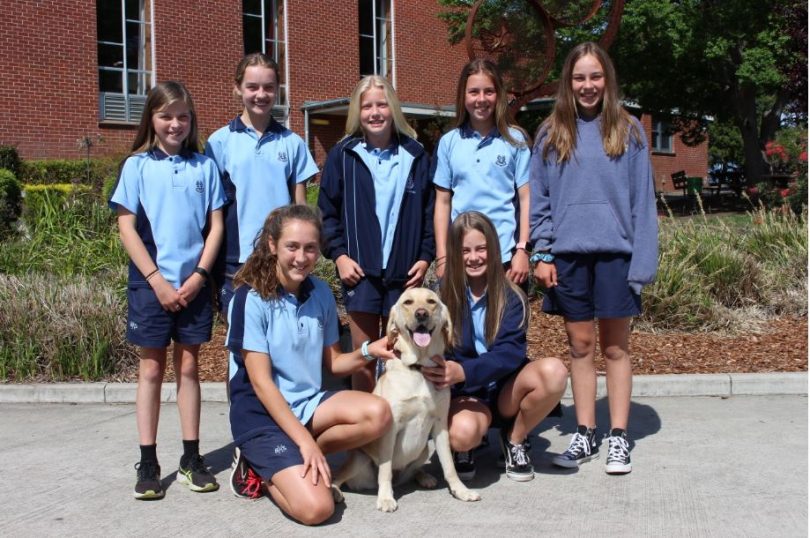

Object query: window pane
[265,0,276,41]
[97,1,122,42]
[128,71,149,94]
[243,0,261,16]
[125,22,144,68]
[360,36,374,75]
[99,70,123,93]
[243,15,262,53]
[124,0,141,21]
[359,0,373,36]
[98,43,124,68]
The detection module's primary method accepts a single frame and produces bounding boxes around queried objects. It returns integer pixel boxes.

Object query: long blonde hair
[130,81,200,155]
[233,205,323,300]
[441,211,528,348]
[454,59,528,147]
[344,75,417,140]
[539,42,641,163]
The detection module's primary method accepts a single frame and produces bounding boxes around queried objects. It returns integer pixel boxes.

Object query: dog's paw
[331,484,345,503]
[376,496,398,512]
[414,469,438,489]
[451,486,481,502]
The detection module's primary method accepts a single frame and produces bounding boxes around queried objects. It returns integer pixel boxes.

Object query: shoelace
[509,443,530,467]
[135,460,159,480]
[606,436,629,462]
[564,432,591,457]
[186,454,209,473]
[455,451,473,465]
[239,468,264,499]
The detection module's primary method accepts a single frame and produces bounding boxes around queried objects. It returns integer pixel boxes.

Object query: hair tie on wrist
[144,268,159,281]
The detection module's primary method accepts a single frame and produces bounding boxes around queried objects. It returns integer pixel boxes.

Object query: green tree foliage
[614,0,807,183]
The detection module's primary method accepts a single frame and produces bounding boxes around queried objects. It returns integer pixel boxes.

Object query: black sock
[577,425,595,435]
[610,428,626,437]
[140,444,158,464]
[181,439,200,466]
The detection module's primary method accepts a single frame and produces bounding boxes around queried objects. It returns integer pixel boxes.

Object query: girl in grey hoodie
[529,42,658,475]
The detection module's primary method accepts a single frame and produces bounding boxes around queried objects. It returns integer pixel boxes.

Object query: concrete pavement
[0,394,806,536]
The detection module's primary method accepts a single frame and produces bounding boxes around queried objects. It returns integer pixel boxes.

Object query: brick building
[0,0,705,190]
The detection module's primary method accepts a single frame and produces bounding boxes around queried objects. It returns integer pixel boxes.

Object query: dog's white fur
[331,287,481,512]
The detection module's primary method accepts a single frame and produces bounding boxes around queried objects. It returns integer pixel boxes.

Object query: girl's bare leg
[309,390,392,453]
[447,397,491,452]
[173,343,202,441]
[266,466,335,526]
[136,347,167,445]
[564,319,598,428]
[599,317,632,430]
[497,357,568,442]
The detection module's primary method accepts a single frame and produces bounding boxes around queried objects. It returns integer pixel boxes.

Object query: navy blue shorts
[126,285,213,348]
[218,263,242,318]
[239,391,337,481]
[542,253,641,321]
[342,274,403,317]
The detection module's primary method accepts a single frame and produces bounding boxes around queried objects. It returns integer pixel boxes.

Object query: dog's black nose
[415,308,428,322]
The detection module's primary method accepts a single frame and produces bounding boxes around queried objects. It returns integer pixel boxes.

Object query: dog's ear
[386,306,400,347]
[440,302,453,351]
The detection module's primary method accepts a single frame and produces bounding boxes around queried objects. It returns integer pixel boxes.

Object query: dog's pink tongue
[413,331,431,348]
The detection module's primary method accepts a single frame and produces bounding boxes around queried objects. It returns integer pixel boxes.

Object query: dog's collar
[408,364,423,371]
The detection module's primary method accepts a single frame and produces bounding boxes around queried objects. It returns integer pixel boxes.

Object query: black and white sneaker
[605,429,632,475]
[498,429,534,482]
[453,450,476,481]
[552,425,600,468]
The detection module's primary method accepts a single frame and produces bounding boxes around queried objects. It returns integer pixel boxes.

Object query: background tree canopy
[439,0,807,183]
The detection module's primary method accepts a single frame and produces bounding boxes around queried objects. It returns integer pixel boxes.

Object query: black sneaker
[605,430,632,475]
[230,447,264,499]
[453,450,476,481]
[134,460,164,500]
[498,429,534,482]
[552,426,600,468]
[177,454,219,493]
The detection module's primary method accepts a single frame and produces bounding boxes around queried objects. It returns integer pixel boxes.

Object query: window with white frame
[243,0,288,112]
[651,119,674,153]
[359,0,393,77]
[97,0,154,123]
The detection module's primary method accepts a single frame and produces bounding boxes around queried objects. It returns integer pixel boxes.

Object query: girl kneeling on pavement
[226,204,394,525]
[422,211,568,482]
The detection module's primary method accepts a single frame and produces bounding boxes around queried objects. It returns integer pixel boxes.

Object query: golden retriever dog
[331,287,481,512]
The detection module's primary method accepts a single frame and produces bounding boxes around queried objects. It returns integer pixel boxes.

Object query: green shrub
[0,273,136,381]
[306,183,320,207]
[19,158,121,191]
[0,145,21,177]
[0,189,126,277]
[0,168,22,239]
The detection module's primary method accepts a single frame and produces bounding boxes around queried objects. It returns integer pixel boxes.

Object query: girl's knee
[537,357,568,394]
[569,336,595,358]
[602,344,628,362]
[368,397,393,437]
[291,496,334,526]
[139,360,164,384]
[449,417,484,451]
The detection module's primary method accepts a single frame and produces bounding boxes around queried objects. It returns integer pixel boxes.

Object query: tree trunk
[734,86,769,185]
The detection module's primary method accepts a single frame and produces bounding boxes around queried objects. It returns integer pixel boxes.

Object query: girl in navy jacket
[318,75,435,391]
[422,211,567,482]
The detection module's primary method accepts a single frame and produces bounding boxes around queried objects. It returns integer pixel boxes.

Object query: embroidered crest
[495,155,507,167]
[274,444,288,455]
[278,151,288,163]
[195,180,204,193]
[404,174,415,194]
[129,321,138,330]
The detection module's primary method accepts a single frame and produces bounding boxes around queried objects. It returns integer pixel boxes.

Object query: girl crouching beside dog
[422,211,568,482]
[226,205,394,525]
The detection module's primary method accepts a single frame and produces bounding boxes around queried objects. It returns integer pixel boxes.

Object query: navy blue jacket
[450,286,528,395]
[318,135,435,285]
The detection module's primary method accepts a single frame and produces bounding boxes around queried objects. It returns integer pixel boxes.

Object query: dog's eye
[427,298,436,304]
[403,299,414,305]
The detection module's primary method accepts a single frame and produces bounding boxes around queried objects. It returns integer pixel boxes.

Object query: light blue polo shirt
[226,276,339,426]
[205,117,318,264]
[467,287,489,355]
[351,141,407,269]
[433,125,530,262]
[109,148,227,288]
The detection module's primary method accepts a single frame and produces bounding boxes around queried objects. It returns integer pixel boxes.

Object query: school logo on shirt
[495,155,507,167]
[274,444,288,455]
[278,151,288,163]
[195,179,204,193]
[129,321,138,331]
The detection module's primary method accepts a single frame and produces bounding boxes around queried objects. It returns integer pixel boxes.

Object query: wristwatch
[514,241,529,252]
[530,252,555,264]
[360,340,377,362]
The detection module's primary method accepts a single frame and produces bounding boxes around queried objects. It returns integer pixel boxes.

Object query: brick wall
[640,115,710,192]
